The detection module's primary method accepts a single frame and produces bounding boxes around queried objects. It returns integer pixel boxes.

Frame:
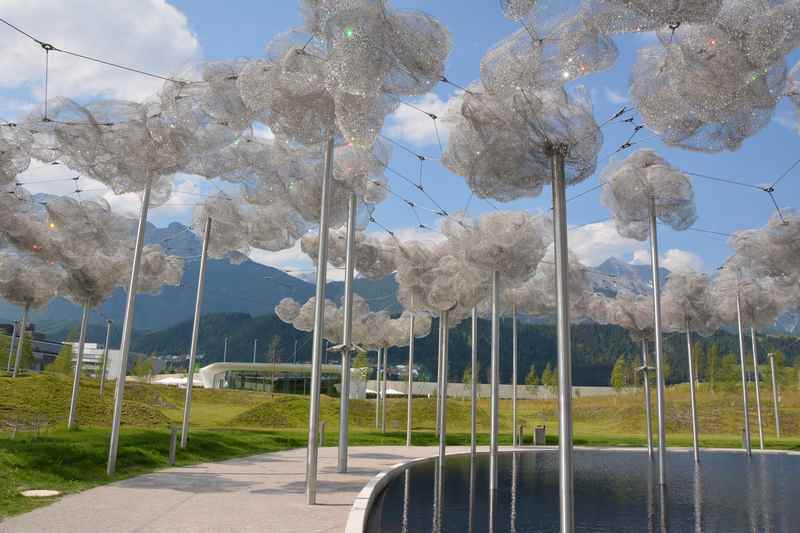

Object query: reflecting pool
[366,450,800,532]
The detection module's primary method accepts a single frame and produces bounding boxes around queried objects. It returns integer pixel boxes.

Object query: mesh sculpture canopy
[0,126,32,187]
[0,250,65,309]
[300,227,397,279]
[442,211,552,290]
[661,269,718,335]
[729,209,800,286]
[601,149,697,241]
[585,0,723,33]
[627,1,799,152]
[711,264,788,328]
[592,290,655,341]
[482,8,617,95]
[443,84,602,202]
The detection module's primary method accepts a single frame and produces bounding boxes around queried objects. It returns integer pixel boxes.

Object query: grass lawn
[1,372,799,519]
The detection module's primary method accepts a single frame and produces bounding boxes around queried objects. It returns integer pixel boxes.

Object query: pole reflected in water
[693,462,703,533]
[510,452,518,533]
[468,453,476,533]
[402,468,410,533]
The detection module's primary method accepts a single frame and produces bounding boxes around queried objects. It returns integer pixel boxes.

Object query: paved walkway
[0,445,465,533]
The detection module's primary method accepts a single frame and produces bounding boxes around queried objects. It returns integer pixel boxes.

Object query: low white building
[70,342,123,380]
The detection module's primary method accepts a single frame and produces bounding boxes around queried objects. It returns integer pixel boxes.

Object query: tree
[542,362,558,397]
[707,343,721,392]
[132,355,155,382]
[47,343,74,375]
[692,342,705,383]
[719,353,740,391]
[610,355,628,393]
[525,364,538,393]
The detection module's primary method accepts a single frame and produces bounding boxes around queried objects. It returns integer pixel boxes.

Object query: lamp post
[99,320,112,397]
[12,305,29,378]
[223,337,228,363]
[489,270,500,492]
[552,147,574,532]
[337,192,358,472]
[735,289,752,456]
[648,197,667,486]
[640,339,654,458]
[512,303,518,447]
[181,216,212,448]
[750,327,765,450]
[470,306,478,456]
[768,353,781,438]
[405,312,415,447]
[685,322,700,462]
[67,301,90,430]
[305,135,334,505]
[107,180,152,476]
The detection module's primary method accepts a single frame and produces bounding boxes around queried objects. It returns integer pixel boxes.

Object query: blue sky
[2,0,798,277]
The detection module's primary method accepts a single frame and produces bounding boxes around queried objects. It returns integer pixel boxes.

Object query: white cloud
[569,220,647,267]
[660,248,704,272]
[388,225,447,246]
[773,110,798,133]
[384,92,457,148]
[248,240,347,282]
[0,0,200,117]
[604,87,628,105]
[629,247,705,272]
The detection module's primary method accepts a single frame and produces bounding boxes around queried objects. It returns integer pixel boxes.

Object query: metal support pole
[375,348,381,429]
[223,337,228,363]
[12,305,29,378]
[768,353,781,438]
[642,339,654,458]
[489,270,500,492]
[512,303,518,447]
[735,291,752,456]
[685,324,700,463]
[6,320,17,373]
[750,327,764,450]
[67,302,90,430]
[181,216,211,449]
[648,198,667,486]
[252,339,258,364]
[438,310,449,467]
[552,148,574,532]
[436,317,443,437]
[470,306,478,456]
[337,192,357,472]
[99,320,112,397]
[107,180,152,476]
[305,135,334,505]
[381,346,387,433]
[405,312,415,447]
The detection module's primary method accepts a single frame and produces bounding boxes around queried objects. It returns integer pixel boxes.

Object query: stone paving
[0,445,464,533]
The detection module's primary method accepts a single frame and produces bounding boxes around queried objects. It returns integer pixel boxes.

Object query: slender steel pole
[306,135,334,505]
[405,312,415,447]
[735,290,752,456]
[67,302,90,430]
[512,303,518,447]
[750,327,764,450]
[181,216,212,449]
[337,192,357,472]
[552,148,574,532]
[107,180,152,476]
[489,270,500,492]
[6,320,17,373]
[375,348,381,429]
[648,198,667,486]
[381,346,388,433]
[12,306,29,378]
[223,337,228,363]
[438,310,449,464]
[436,316,443,437]
[642,339,654,458]
[252,339,258,363]
[470,306,478,456]
[99,320,112,397]
[685,323,700,463]
[768,353,781,438]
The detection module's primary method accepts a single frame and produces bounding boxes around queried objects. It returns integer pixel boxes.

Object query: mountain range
[1,223,796,350]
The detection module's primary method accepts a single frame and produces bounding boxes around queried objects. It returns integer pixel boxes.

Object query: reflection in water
[468,454,476,533]
[366,450,800,532]
[402,468,410,533]
[510,452,518,533]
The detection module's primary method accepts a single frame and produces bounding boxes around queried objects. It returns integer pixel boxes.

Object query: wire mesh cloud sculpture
[711,262,788,329]
[0,126,32,188]
[661,269,718,335]
[443,84,602,202]
[0,250,66,311]
[301,227,397,279]
[728,209,800,288]
[600,149,697,241]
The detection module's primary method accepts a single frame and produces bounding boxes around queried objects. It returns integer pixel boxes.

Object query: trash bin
[534,425,546,446]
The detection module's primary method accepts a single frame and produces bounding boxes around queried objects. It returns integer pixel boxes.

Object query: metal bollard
[319,421,326,447]
[534,425,546,446]
[169,426,177,466]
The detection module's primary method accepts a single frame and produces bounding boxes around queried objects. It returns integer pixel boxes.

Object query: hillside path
[0,445,465,533]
